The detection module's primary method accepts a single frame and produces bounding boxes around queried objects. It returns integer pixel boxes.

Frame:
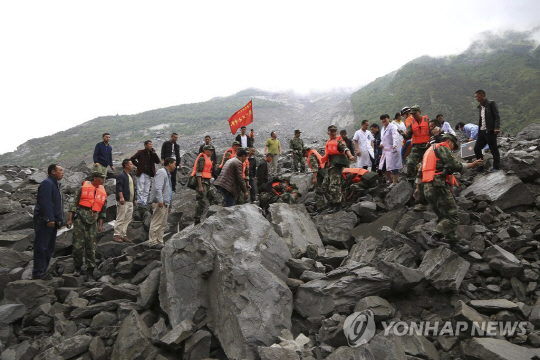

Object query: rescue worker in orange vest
[258,178,300,210]
[414,133,484,254]
[67,172,108,279]
[399,105,431,183]
[192,145,220,225]
[304,146,327,212]
[320,125,355,214]
[219,141,241,169]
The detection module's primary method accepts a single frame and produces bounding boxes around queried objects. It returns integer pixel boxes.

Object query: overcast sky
[1,0,539,155]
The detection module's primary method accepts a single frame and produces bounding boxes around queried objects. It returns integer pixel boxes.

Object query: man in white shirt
[235,126,252,148]
[353,120,375,169]
[435,114,456,135]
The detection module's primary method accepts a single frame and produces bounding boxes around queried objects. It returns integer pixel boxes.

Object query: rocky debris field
[1,124,540,359]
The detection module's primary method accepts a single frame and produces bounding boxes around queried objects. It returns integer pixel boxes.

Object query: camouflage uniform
[194,156,220,223]
[402,124,429,181]
[322,138,350,204]
[307,152,327,210]
[290,137,306,172]
[69,184,107,269]
[420,144,465,243]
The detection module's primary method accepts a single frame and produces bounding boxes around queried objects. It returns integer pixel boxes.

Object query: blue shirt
[462,123,479,140]
[34,176,63,222]
[93,142,113,167]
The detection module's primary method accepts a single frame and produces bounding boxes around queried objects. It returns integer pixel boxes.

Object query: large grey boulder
[267,203,324,254]
[3,280,57,310]
[314,211,357,249]
[460,337,540,360]
[460,172,534,210]
[516,123,540,141]
[288,173,313,196]
[0,304,27,324]
[0,248,31,269]
[418,248,470,292]
[294,263,391,317]
[160,204,293,360]
[483,245,523,278]
[34,334,92,360]
[385,181,413,209]
[110,310,159,360]
[502,149,540,182]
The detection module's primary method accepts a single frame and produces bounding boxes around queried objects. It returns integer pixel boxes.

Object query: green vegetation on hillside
[351,30,540,133]
[0,91,279,166]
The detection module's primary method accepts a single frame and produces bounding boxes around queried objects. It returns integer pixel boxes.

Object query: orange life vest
[325,136,343,156]
[411,116,430,144]
[219,148,236,168]
[271,181,293,195]
[191,153,213,179]
[421,143,458,186]
[78,181,107,212]
[306,149,325,170]
[405,115,413,128]
[342,168,369,183]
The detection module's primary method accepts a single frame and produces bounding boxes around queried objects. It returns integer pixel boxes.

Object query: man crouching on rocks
[67,171,107,279]
[414,133,483,254]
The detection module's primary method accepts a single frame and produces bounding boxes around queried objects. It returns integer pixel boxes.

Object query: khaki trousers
[149,203,168,245]
[114,202,133,237]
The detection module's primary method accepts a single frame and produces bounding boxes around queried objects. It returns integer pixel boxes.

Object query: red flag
[228,100,253,135]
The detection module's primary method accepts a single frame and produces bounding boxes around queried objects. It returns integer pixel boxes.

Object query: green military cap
[328,125,338,131]
[231,141,241,146]
[203,145,214,151]
[441,133,460,147]
[294,129,302,134]
[410,105,421,113]
[303,146,310,152]
[292,189,302,197]
[92,171,105,178]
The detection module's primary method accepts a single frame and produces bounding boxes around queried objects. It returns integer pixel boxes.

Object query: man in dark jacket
[214,149,249,207]
[474,89,501,172]
[370,124,381,172]
[130,140,160,206]
[235,126,253,148]
[114,159,137,243]
[161,133,181,191]
[33,164,64,280]
[257,153,273,188]
[340,130,356,159]
[93,133,114,179]
[248,147,257,201]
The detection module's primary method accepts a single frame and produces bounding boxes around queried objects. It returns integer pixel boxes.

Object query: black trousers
[171,167,178,191]
[474,130,500,169]
[33,218,57,278]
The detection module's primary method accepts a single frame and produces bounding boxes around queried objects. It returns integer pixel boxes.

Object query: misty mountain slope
[351,30,540,131]
[0,89,354,167]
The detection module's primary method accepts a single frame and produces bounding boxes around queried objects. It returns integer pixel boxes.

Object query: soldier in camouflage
[303,146,327,211]
[321,125,355,214]
[193,145,220,225]
[415,133,483,254]
[66,172,107,279]
[289,130,306,173]
[399,105,431,183]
